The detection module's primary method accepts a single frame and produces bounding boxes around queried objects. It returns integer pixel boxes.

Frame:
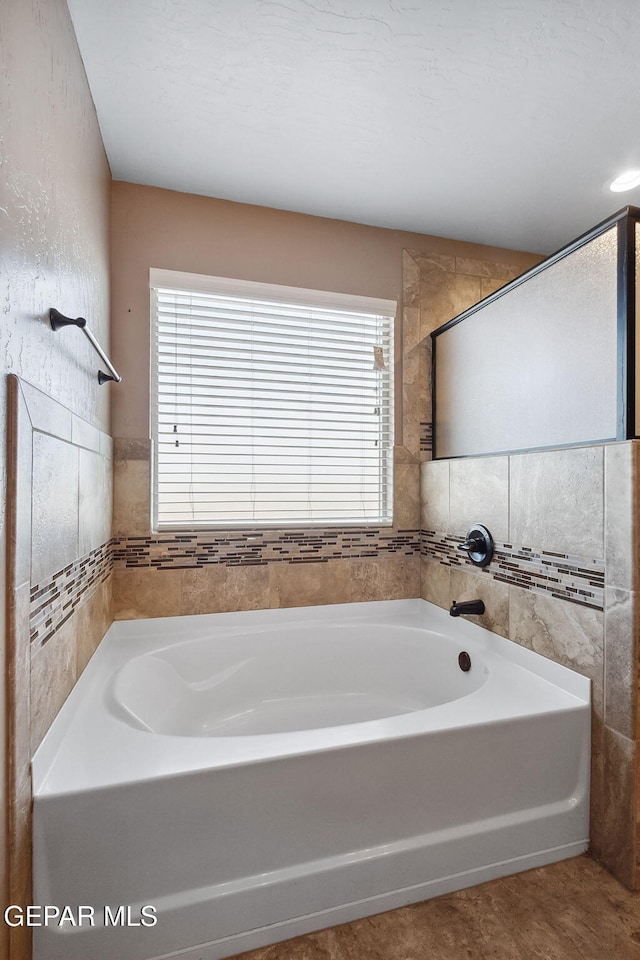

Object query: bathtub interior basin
[110,623,489,736]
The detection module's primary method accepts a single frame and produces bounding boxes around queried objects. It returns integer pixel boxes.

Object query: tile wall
[6,377,113,951]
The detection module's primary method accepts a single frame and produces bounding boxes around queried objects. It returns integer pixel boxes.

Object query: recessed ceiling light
[609,170,640,193]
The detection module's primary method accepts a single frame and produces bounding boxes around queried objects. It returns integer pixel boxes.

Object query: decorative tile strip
[420,421,433,453]
[420,529,605,611]
[112,528,421,570]
[29,540,115,649]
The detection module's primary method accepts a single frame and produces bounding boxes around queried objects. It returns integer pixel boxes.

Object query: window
[150,269,395,529]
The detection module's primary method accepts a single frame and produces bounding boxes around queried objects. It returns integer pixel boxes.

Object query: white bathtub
[32,599,590,960]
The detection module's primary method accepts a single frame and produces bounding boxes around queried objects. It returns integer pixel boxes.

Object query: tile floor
[232,856,640,960]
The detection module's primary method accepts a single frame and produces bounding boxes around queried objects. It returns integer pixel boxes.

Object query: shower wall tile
[394,461,421,530]
[31,433,79,585]
[112,457,151,536]
[8,386,33,589]
[402,306,422,359]
[113,566,183,620]
[79,447,112,555]
[420,273,483,337]
[449,566,509,638]
[348,555,419,602]
[8,375,114,769]
[508,585,604,715]
[402,382,421,457]
[421,460,450,531]
[453,257,521,280]
[405,250,456,276]
[449,455,509,542]
[114,437,153,461]
[401,249,421,307]
[112,556,419,620]
[71,413,102,453]
[74,577,113,676]
[8,583,32,794]
[597,727,637,889]
[590,712,606,866]
[481,277,507,298]
[420,557,451,610]
[510,446,604,560]
[30,615,77,754]
[19,379,73,441]
[181,564,272,616]
[267,558,352,609]
[604,587,638,740]
[604,442,639,593]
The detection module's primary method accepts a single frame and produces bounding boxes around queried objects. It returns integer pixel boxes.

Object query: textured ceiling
[67,0,640,253]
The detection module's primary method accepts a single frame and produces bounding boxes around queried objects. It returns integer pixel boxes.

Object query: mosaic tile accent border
[29,529,421,644]
[113,528,421,570]
[421,529,605,610]
[420,421,433,453]
[29,540,115,648]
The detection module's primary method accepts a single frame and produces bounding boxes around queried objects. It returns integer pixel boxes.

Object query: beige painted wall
[110,181,538,441]
[0,0,111,945]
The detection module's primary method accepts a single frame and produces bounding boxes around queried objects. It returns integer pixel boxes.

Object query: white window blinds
[150,269,395,529]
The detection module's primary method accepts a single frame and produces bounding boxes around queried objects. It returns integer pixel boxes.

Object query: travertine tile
[112,457,151,536]
[605,442,638,592]
[509,585,604,718]
[420,273,483,337]
[420,558,451,610]
[30,616,77,754]
[510,446,604,558]
[19,379,73,441]
[418,349,431,429]
[402,249,422,307]
[402,382,421,457]
[402,306,422,357]
[449,566,509,638]
[420,460,450,531]
[449,455,509,542]
[75,577,113,675]
[597,726,637,889]
[268,560,353,609]
[71,412,102,452]
[113,567,183,620]
[481,277,508,299]
[8,583,32,791]
[393,462,420,529]
[454,257,522,281]
[589,711,606,865]
[8,381,33,588]
[406,249,456,276]
[348,557,419,603]
[181,564,271,616]
[79,447,111,554]
[9,775,33,960]
[31,432,79,584]
[114,437,152,460]
[604,587,637,739]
